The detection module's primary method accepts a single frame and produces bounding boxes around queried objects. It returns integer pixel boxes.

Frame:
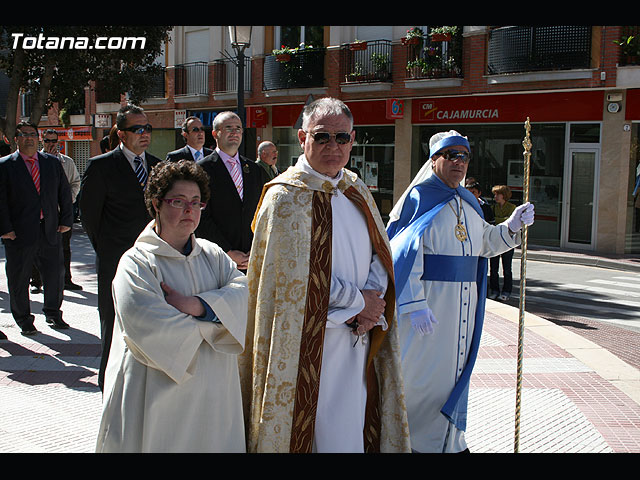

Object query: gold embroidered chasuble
[240,164,410,453]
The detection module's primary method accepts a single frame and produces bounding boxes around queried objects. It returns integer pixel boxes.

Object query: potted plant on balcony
[273,45,294,62]
[346,62,365,82]
[613,34,639,65]
[406,58,430,78]
[371,52,390,81]
[402,27,424,46]
[350,39,368,51]
[429,26,458,42]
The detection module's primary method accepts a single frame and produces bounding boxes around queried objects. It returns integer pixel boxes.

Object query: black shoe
[0,330,7,340]
[46,317,69,329]
[20,324,38,336]
[30,285,42,294]
[64,282,83,291]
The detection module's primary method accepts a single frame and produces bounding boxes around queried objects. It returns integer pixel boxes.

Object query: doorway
[562,147,599,249]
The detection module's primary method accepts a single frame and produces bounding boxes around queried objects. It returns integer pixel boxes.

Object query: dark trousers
[4,224,64,328]
[97,258,118,392]
[32,228,72,287]
[489,248,514,295]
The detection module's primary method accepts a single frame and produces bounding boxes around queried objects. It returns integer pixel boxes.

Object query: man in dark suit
[0,121,73,335]
[196,111,263,272]
[79,104,161,391]
[166,116,213,163]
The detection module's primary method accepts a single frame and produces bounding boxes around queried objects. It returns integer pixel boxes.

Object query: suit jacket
[196,151,263,253]
[0,151,72,247]
[79,146,161,270]
[165,145,213,163]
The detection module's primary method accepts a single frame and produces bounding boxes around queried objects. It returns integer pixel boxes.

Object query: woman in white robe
[95,160,248,453]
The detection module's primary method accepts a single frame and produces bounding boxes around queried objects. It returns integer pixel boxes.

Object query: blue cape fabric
[387,174,488,431]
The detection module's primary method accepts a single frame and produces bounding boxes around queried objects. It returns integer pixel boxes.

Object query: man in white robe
[241,98,410,453]
[96,221,248,453]
[387,130,535,453]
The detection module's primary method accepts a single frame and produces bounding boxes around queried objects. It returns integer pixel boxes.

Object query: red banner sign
[412,91,604,124]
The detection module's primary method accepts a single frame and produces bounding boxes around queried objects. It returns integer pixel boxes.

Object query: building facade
[22,25,640,255]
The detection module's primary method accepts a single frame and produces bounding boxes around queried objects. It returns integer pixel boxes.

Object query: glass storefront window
[416,123,566,247]
[628,123,640,254]
[272,128,302,171]
[351,126,395,221]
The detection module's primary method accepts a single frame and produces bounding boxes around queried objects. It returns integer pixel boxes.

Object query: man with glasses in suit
[0,121,73,336]
[166,116,213,163]
[80,104,162,391]
[196,111,263,272]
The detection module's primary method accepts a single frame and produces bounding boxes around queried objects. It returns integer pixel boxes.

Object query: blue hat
[429,131,470,158]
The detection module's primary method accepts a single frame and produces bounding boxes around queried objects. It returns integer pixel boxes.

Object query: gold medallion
[455,223,468,242]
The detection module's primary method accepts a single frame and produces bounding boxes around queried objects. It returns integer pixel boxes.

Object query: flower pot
[430,33,451,42]
[350,42,368,51]
[276,53,290,62]
[402,37,420,46]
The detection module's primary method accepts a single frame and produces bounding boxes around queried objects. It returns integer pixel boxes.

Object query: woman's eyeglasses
[161,198,207,210]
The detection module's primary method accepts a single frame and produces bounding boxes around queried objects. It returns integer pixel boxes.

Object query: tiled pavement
[1,224,639,453]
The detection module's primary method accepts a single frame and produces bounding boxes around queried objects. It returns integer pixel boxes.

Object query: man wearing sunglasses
[80,104,162,391]
[387,130,535,453]
[242,97,410,453]
[166,116,213,163]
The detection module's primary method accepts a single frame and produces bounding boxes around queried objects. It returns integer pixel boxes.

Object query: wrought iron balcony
[263,47,325,90]
[174,61,209,96]
[212,58,252,94]
[340,39,392,83]
[404,28,463,80]
[487,26,592,75]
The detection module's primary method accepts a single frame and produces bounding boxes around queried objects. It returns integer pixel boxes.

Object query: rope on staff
[514,117,532,453]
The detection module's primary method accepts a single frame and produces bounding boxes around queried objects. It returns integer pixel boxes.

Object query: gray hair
[301,97,353,131]
[116,104,145,130]
[257,141,276,155]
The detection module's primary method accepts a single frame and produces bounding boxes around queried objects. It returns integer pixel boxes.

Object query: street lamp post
[228,26,253,148]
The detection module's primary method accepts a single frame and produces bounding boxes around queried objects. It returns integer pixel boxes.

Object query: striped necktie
[194,150,202,161]
[134,156,148,189]
[229,158,243,200]
[26,157,40,193]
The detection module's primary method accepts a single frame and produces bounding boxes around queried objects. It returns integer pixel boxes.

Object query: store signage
[174,110,187,129]
[413,91,603,124]
[38,126,92,141]
[94,113,111,128]
[247,106,268,128]
[385,99,404,119]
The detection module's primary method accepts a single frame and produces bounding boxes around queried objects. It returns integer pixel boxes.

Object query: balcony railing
[340,39,392,83]
[404,28,463,80]
[174,61,208,96]
[487,26,592,75]
[212,57,251,94]
[263,47,325,90]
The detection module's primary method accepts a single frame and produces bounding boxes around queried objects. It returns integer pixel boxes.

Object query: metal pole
[237,48,246,157]
[514,117,532,453]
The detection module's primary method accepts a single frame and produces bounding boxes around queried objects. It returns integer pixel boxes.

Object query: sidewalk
[1,225,639,453]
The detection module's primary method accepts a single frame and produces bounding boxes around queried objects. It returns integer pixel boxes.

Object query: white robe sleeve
[396,234,429,316]
[327,254,389,325]
[112,248,246,385]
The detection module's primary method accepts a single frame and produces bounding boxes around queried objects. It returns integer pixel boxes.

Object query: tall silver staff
[514,117,532,453]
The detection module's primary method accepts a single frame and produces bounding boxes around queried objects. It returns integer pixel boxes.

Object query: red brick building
[26,26,640,255]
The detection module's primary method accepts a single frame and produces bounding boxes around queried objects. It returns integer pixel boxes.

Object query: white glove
[409,308,438,336]
[506,202,535,232]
